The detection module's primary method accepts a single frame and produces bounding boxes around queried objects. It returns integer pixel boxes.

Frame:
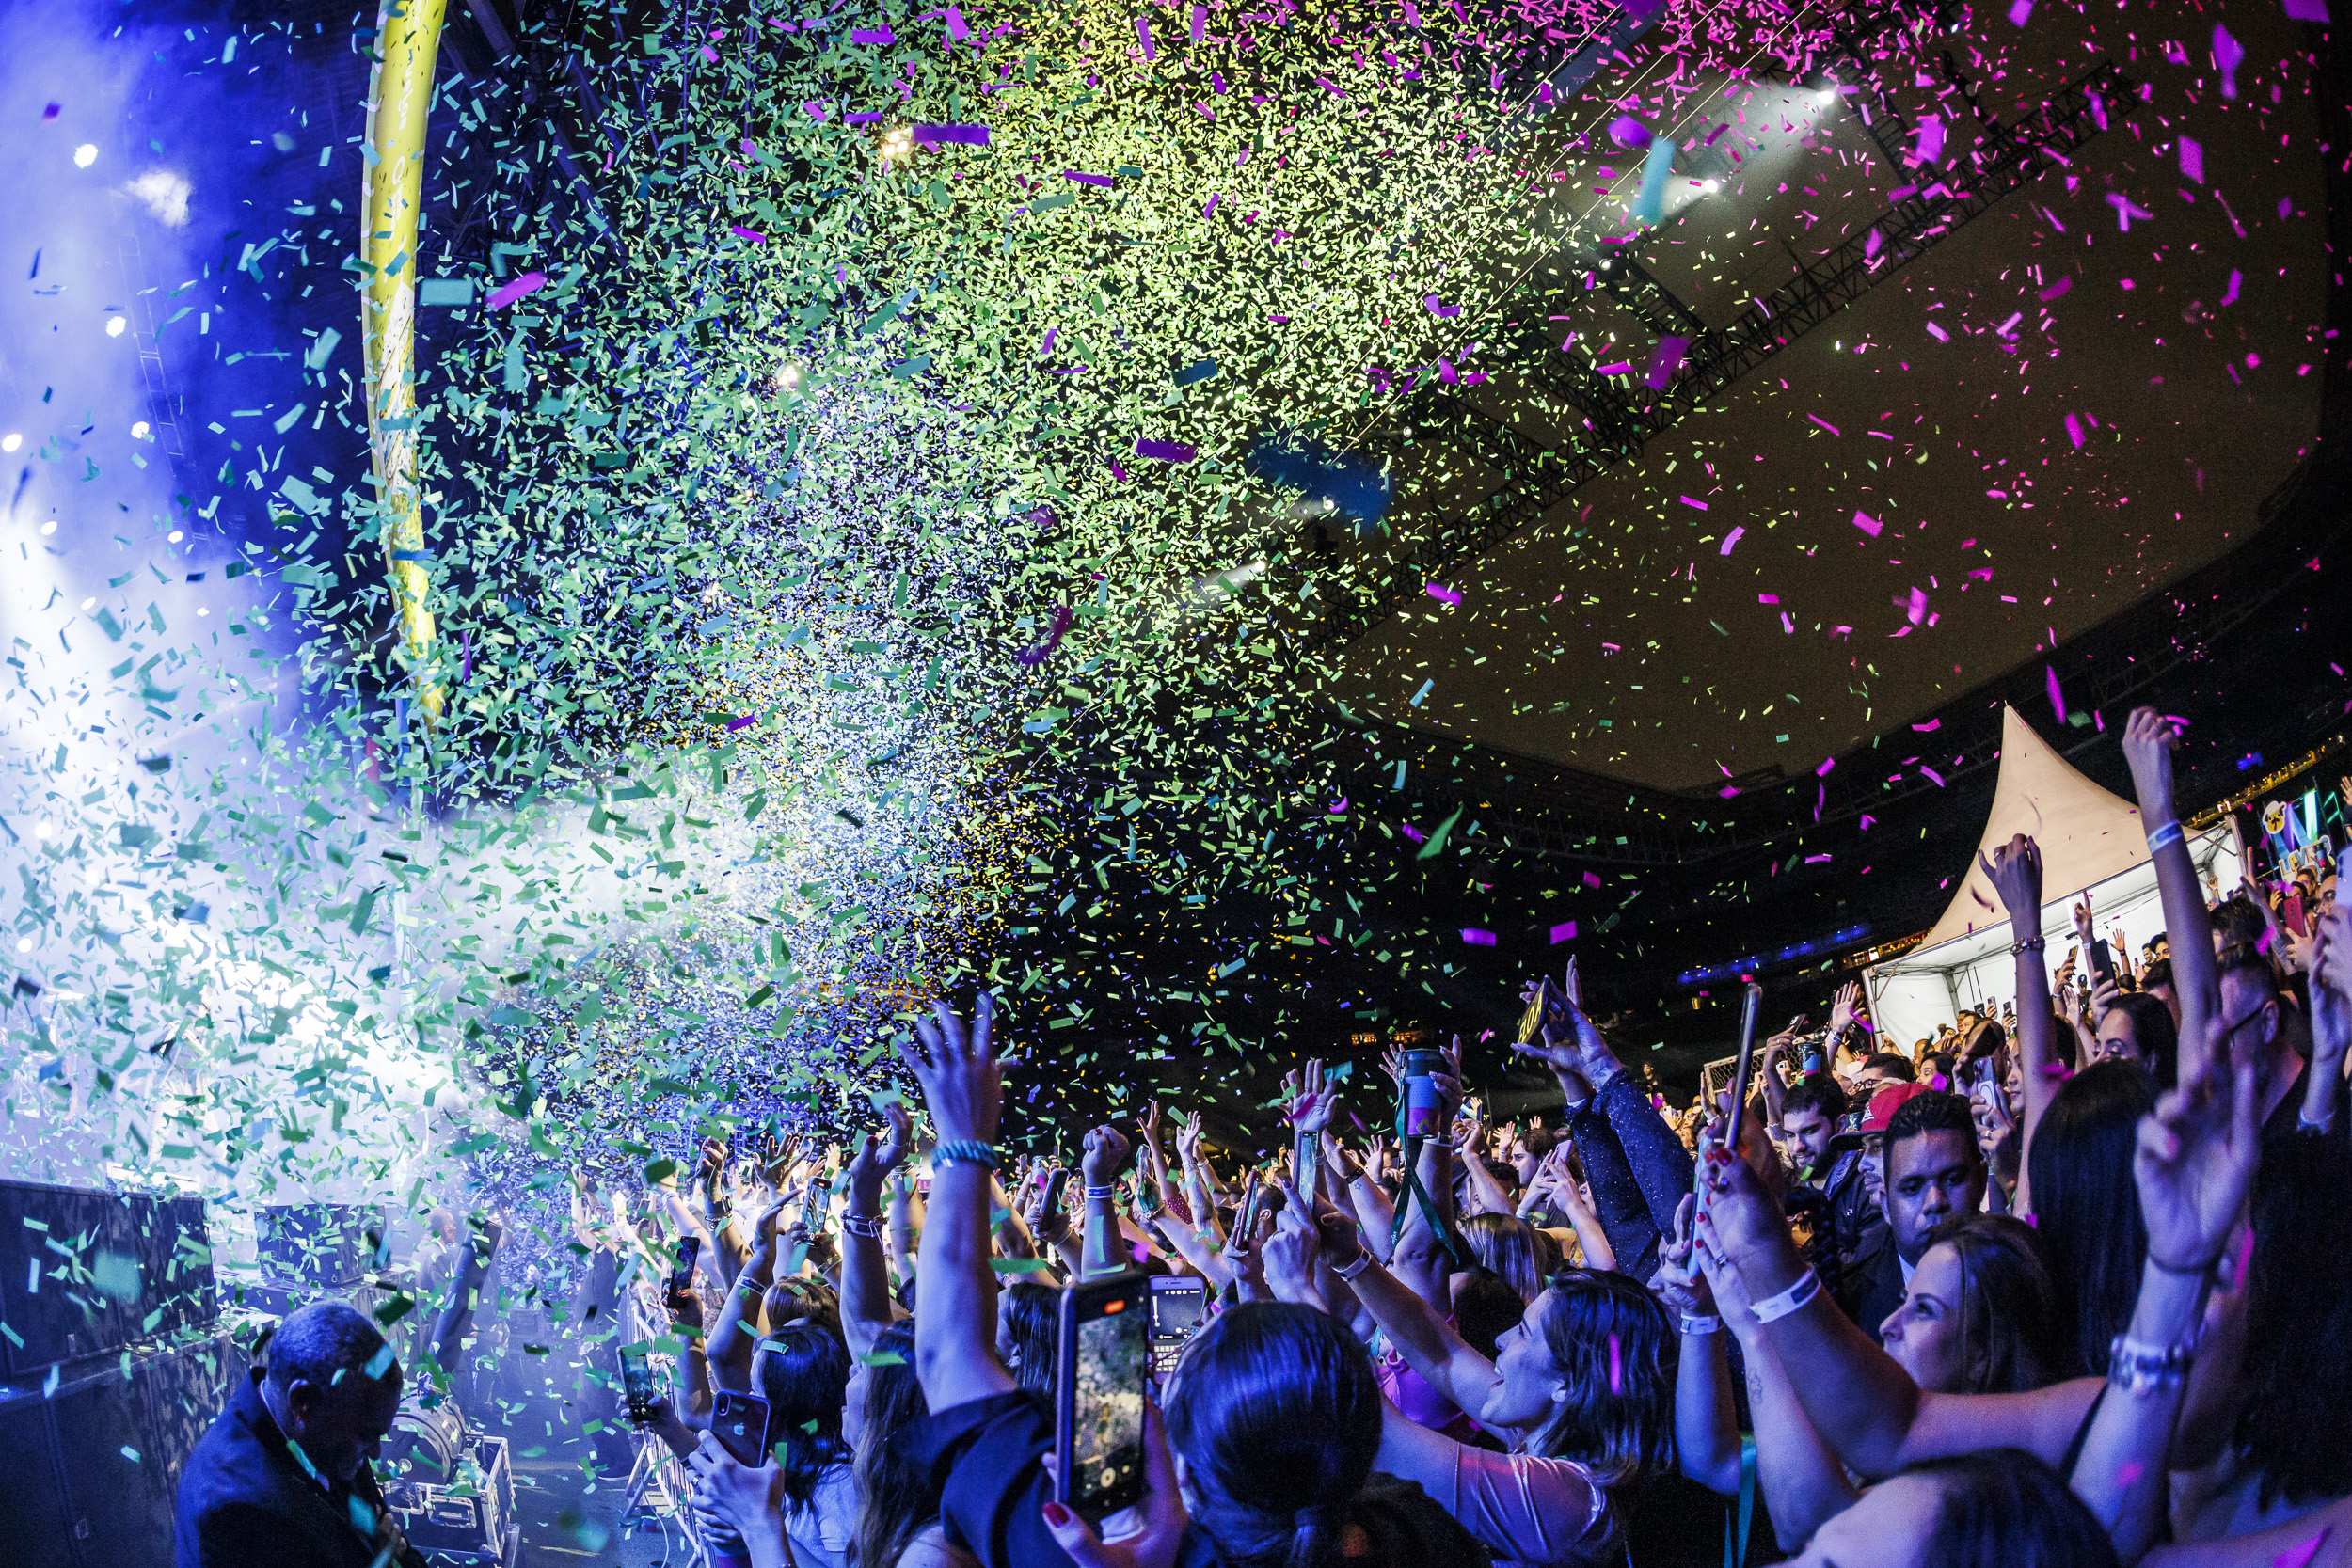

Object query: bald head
[263,1301,401,1482]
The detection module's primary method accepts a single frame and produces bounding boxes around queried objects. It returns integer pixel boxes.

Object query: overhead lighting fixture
[880,125,913,161]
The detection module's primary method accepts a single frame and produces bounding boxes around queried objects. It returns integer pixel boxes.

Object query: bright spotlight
[1702,179,1722,193]
[131,421,151,439]
[880,125,913,161]
[0,434,18,453]
[106,316,127,338]
[73,144,97,167]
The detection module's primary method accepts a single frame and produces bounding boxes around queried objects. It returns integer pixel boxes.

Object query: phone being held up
[1054,1271,1151,1523]
[665,1236,702,1316]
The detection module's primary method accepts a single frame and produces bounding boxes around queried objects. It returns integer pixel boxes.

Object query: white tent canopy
[1864,706,2238,1050]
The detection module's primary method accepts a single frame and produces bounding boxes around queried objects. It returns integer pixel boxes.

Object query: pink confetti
[2040,277,2073,302]
[2281,0,2329,19]
[1679,495,1708,511]
[2046,665,2068,723]
[2065,413,2086,449]
[1926,321,1950,341]
[1720,526,1744,556]
[1425,582,1462,606]
[1853,511,1883,537]
[1461,928,1497,946]
[1920,765,1947,786]
[1608,1333,1623,1394]
[1549,922,1578,943]
[1191,3,1207,40]
[485,271,548,309]
[2007,0,2033,21]
[2223,270,2244,306]
[1906,587,1928,625]
[2178,136,2204,183]
[2272,1528,2330,1568]
[2106,193,2153,230]
[2213,24,2243,97]
[1815,757,1836,778]
[1808,413,1840,436]
[1913,117,1945,165]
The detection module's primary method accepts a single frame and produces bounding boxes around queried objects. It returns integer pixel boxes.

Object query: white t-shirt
[783,1463,857,1568]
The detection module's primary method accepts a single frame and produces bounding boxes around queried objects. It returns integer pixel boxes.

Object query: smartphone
[666,1236,702,1315]
[1054,1272,1151,1523]
[711,1389,773,1467]
[1147,1275,1208,1376]
[1041,1167,1073,1226]
[1708,983,1765,1192]
[1233,1173,1263,1243]
[2088,939,2118,990]
[803,1172,834,1233]
[619,1342,655,1425]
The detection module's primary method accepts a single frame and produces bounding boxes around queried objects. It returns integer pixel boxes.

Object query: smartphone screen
[667,1236,702,1311]
[1148,1275,1207,1372]
[619,1343,654,1423]
[1233,1173,1263,1243]
[1041,1168,1073,1225]
[2089,939,2117,989]
[1056,1273,1150,1522]
[711,1390,771,1467]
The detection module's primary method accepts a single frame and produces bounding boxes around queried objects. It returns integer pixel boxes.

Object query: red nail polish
[1043,1502,1072,1528]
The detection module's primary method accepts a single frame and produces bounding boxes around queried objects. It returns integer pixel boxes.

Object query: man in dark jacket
[174,1299,426,1568]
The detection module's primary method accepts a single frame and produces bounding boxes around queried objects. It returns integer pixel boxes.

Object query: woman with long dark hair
[752,1323,858,1568]
[2025,1062,2154,1378]
[1878,1213,2059,1396]
[847,1322,973,1568]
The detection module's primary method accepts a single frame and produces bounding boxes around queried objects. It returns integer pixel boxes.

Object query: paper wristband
[1748,1267,1822,1323]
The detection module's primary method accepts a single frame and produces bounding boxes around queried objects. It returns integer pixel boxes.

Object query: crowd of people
[176,706,2352,1568]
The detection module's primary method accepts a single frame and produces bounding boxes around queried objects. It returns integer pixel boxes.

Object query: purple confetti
[2039,276,2073,301]
[1016,605,1074,666]
[2178,135,2203,183]
[1191,3,1207,40]
[2065,413,2086,449]
[2008,0,2033,22]
[726,713,757,732]
[485,271,547,310]
[729,224,766,244]
[914,123,991,146]
[1136,15,1154,58]
[1460,928,1496,946]
[1425,582,1462,606]
[2281,0,2329,19]
[1063,169,1117,186]
[1645,335,1690,388]
[1720,526,1744,556]
[1679,495,1708,511]
[2046,664,2068,723]
[1549,922,1577,944]
[1609,114,1647,149]
[851,25,896,44]
[1424,294,1460,317]
[2213,24,2243,97]
[1135,437,1196,463]
[1854,508,1883,538]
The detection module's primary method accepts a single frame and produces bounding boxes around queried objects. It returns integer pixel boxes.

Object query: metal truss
[1310,58,2130,656]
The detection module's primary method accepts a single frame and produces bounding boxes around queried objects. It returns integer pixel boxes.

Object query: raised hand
[1081,1125,1134,1189]
[1286,1059,1342,1135]
[2072,895,2096,943]
[1980,833,2044,924]
[844,1101,914,1196]
[2121,707,2184,820]
[1829,980,1862,1036]
[1654,1193,1713,1320]
[2135,1049,2260,1275]
[898,992,1008,1147]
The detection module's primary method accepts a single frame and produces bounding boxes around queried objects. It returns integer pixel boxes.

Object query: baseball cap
[1829,1083,1932,1152]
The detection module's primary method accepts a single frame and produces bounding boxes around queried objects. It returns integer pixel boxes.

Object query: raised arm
[705,1194,789,1391]
[426,1213,503,1374]
[2070,1039,2260,1565]
[1698,1129,2101,1479]
[1656,1196,1742,1495]
[900,991,1020,1412]
[839,1101,913,1358]
[1984,835,2060,1213]
[1077,1124,1134,1278]
[2301,907,2351,1134]
[2122,708,2218,1078]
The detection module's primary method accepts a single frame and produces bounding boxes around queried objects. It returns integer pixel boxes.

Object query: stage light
[880,125,913,161]
[35,822,52,839]
[1702,179,1721,193]
[106,316,126,337]
[132,421,150,439]
[0,434,18,452]
[81,597,96,610]
[13,938,28,953]
[168,530,183,542]
[73,144,97,167]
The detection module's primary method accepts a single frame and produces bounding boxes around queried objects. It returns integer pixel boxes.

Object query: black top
[1841,1230,1908,1342]
[173,1368,426,1568]
[891,1387,1494,1568]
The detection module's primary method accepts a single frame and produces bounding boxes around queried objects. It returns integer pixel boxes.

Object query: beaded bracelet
[935,1139,999,1172]
[841,1212,885,1240]
[2107,1333,2194,1396]
[1748,1267,1822,1323]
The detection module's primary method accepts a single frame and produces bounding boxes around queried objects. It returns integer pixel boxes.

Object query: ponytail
[1285,1499,1351,1568]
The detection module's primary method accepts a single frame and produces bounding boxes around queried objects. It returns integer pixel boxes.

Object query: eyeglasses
[2216,1004,2275,1044]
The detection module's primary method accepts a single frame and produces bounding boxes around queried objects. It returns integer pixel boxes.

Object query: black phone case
[712,1391,771,1467]
[1055,1273,1150,1522]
